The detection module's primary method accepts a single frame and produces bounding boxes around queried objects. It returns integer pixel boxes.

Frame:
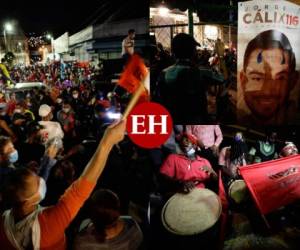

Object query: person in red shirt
[57,100,76,138]
[159,132,217,195]
[0,120,126,250]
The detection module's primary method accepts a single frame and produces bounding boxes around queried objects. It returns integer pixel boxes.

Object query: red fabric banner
[239,155,300,214]
[118,54,149,103]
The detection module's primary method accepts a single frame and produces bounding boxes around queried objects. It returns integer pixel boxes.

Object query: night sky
[0,0,148,38]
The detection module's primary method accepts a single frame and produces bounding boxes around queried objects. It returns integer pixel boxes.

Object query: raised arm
[81,120,126,183]
[39,120,127,244]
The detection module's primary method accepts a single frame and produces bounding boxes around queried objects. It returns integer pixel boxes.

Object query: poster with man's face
[238,0,300,125]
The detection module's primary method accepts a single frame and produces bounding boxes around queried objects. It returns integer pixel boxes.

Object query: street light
[158,0,169,16]
[4,23,13,32]
[3,22,14,52]
[46,33,55,61]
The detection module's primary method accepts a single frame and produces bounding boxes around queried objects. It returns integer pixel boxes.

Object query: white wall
[69,26,93,46]
[54,32,69,53]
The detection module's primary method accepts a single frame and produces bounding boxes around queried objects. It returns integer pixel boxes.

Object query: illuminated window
[204,25,218,40]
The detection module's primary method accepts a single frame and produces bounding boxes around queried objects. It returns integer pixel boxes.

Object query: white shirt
[122,36,134,55]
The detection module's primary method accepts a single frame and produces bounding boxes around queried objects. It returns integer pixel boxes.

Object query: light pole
[47,34,55,61]
[3,22,14,52]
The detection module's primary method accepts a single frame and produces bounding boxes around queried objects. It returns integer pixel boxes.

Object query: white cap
[39,104,51,117]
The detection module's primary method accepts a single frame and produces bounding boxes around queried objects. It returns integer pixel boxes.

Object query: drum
[161,188,222,235]
[228,179,248,204]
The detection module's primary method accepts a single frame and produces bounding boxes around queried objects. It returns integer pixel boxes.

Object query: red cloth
[160,154,212,188]
[239,155,300,214]
[118,54,149,103]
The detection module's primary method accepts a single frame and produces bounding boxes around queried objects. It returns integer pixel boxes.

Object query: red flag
[118,54,149,102]
[218,170,228,248]
[239,155,300,215]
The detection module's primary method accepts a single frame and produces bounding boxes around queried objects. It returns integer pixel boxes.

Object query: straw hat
[161,188,221,235]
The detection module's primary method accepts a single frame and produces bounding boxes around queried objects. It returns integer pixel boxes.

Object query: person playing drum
[159,132,217,195]
[279,141,298,157]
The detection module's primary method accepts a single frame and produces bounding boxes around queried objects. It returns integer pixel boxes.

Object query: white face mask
[186,147,196,157]
[27,177,47,205]
[184,142,196,156]
[63,108,70,113]
[8,150,19,163]
[38,178,47,202]
[72,94,79,99]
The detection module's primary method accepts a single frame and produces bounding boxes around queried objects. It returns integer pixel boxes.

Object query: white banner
[237,0,300,125]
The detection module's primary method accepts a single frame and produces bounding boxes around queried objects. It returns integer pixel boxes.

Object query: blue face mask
[185,144,196,157]
[187,147,196,157]
[8,150,18,163]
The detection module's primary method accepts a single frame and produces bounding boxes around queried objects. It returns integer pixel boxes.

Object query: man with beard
[238,30,299,125]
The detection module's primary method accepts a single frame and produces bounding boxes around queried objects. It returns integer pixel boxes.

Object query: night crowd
[151,33,237,124]
[0,60,299,250]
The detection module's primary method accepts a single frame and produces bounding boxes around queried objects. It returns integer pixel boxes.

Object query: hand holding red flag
[118,54,149,119]
[118,54,148,94]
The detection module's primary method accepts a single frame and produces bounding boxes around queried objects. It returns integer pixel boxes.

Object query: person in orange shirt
[0,119,126,250]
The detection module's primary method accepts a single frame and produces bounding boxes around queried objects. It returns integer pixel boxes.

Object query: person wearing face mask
[38,104,64,149]
[16,101,35,122]
[186,125,223,170]
[57,100,76,138]
[159,132,217,195]
[0,136,19,187]
[71,88,84,121]
[0,119,126,250]
[248,130,280,163]
[53,96,63,120]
